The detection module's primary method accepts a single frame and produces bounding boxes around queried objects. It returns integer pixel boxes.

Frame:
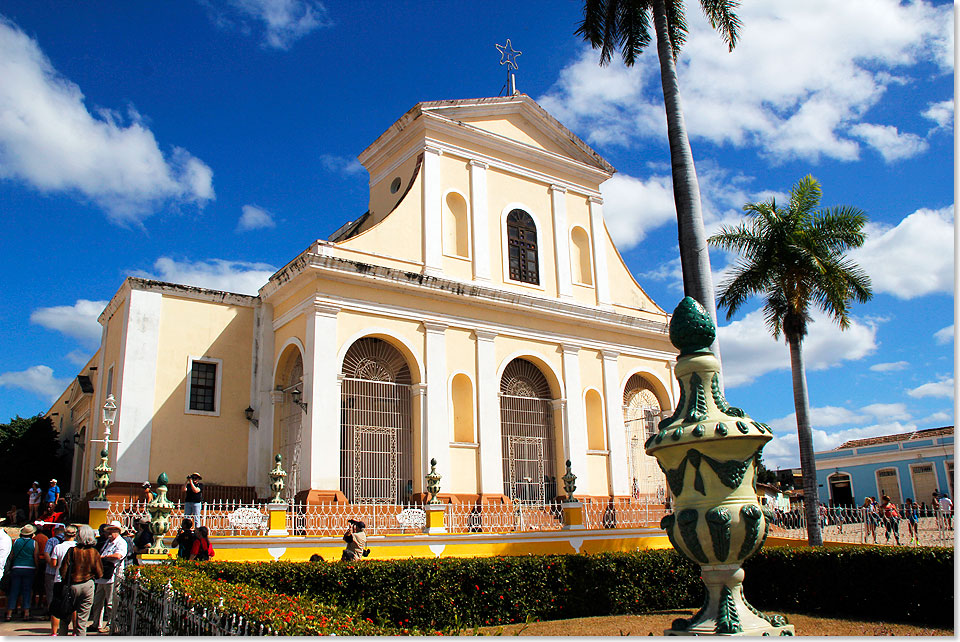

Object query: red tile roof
[836,426,953,450]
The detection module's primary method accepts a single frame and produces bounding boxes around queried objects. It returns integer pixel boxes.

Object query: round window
[389,177,402,194]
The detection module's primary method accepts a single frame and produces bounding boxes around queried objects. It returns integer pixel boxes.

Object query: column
[475,329,503,496]
[115,288,162,482]
[422,145,444,276]
[601,350,629,495]
[551,185,573,300]
[303,302,340,492]
[410,383,427,493]
[423,322,450,486]
[589,196,612,306]
[560,344,588,491]
[469,160,492,282]
[248,302,275,496]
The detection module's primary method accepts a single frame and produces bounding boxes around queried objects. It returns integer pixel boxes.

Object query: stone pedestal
[561,501,585,530]
[424,504,447,534]
[87,500,109,529]
[267,503,289,537]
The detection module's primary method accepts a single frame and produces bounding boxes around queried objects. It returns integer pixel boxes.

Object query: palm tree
[708,175,873,546]
[576,0,741,346]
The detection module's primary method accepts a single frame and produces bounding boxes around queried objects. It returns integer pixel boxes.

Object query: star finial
[496,39,521,71]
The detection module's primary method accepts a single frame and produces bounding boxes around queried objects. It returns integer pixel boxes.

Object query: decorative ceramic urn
[646,297,793,636]
[145,472,175,555]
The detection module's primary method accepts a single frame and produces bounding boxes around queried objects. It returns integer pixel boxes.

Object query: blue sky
[0,1,953,469]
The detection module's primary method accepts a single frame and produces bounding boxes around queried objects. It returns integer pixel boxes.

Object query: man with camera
[183,473,204,519]
[341,519,368,561]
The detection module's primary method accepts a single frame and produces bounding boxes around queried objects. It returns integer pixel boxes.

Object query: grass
[472,609,954,636]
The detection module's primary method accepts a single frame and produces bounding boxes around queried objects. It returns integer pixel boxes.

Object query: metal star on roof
[496,39,521,70]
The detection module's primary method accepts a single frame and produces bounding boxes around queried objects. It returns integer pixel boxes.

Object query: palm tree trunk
[787,332,823,546]
[651,0,720,356]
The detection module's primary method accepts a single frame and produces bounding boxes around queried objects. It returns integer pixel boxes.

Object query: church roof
[834,426,953,450]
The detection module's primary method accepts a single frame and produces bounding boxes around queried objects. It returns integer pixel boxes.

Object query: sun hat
[142,481,151,487]
[49,478,57,483]
[105,520,123,532]
[20,524,36,536]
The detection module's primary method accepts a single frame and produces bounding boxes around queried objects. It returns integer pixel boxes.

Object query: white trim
[499,202,546,291]
[441,188,471,260]
[826,471,856,504]
[468,160,492,282]
[589,197,611,305]
[618,367,674,413]
[601,351,629,495]
[273,337,306,382]
[874,466,904,502]
[335,327,426,385]
[816,445,953,469]
[422,146,443,276]
[908,461,941,501]
[550,185,573,300]
[184,356,223,417]
[447,370,477,443]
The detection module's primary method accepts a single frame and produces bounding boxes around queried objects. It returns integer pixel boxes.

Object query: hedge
[743,545,954,627]
[167,546,951,630]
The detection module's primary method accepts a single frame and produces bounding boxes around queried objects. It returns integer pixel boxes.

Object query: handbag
[50,581,75,618]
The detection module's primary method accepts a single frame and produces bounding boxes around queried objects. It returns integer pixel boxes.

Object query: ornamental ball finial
[275,453,282,464]
[157,472,168,486]
[669,296,716,355]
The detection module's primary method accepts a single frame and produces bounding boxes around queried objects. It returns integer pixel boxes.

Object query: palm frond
[788,175,822,219]
[617,1,652,65]
[699,0,741,51]
[665,0,688,59]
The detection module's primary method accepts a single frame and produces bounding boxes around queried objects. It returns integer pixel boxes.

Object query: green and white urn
[646,297,793,636]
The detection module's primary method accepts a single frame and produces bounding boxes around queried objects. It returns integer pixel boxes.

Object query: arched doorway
[275,348,303,502]
[499,358,556,503]
[828,472,853,506]
[339,338,413,504]
[623,374,667,503]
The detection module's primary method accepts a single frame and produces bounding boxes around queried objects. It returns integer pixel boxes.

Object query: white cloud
[763,421,919,469]
[922,99,954,129]
[718,308,878,388]
[848,123,928,162]
[0,365,69,401]
[869,361,909,372]
[599,174,676,248]
[134,257,276,296]
[918,410,953,425]
[766,402,909,435]
[0,18,214,223]
[204,0,331,50]
[318,154,364,176]
[907,376,955,399]
[237,204,276,232]
[65,350,93,367]
[859,403,911,421]
[540,0,951,162]
[934,325,954,345]
[851,206,954,299]
[30,299,107,347]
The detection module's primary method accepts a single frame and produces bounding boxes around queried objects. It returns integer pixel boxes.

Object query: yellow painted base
[87,502,109,530]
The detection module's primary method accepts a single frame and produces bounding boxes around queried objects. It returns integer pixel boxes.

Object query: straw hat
[105,520,123,532]
[19,524,36,537]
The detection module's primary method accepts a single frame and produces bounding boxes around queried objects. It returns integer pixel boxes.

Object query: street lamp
[91,394,121,501]
[290,388,307,413]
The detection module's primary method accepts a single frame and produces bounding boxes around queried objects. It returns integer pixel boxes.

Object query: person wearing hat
[133,517,154,564]
[341,519,367,561]
[4,524,40,621]
[141,481,156,504]
[43,479,60,516]
[183,473,204,519]
[88,521,126,634]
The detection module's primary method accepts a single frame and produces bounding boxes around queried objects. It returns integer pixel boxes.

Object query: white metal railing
[582,497,668,529]
[105,500,268,536]
[445,501,563,533]
[768,504,954,547]
[113,572,272,635]
[290,501,428,537]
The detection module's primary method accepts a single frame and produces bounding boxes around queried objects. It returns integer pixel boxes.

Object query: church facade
[54,95,678,506]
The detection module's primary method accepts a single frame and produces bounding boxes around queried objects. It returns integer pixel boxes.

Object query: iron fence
[582,497,668,529]
[768,504,955,547]
[105,499,269,535]
[113,570,272,636]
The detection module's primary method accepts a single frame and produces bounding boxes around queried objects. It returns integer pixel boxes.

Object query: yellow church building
[50,94,678,509]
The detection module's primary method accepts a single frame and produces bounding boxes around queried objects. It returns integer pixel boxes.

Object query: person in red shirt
[188,526,214,561]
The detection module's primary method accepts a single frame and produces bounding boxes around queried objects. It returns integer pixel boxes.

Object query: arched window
[584,389,605,450]
[570,226,593,285]
[340,338,413,503]
[500,358,556,503]
[451,373,475,443]
[623,374,667,502]
[506,209,539,285]
[275,347,304,502]
[443,192,470,258]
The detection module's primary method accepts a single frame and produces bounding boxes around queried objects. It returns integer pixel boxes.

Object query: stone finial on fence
[425,458,442,505]
[146,472,174,554]
[269,453,287,504]
[562,459,577,502]
[93,448,113,501]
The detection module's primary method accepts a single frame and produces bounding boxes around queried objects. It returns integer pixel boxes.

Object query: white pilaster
[423,322,450,487]
[601,350,629,495]
[114,288,162,482]
[248,302,275,496]
[423,146,444,277]
[560,344,588,491]
[469,160,492,283]
[589,196,612,306]
[551,185,573,300]
[410,383,428,493]
[303,302,340,492]
[475,329,503,495]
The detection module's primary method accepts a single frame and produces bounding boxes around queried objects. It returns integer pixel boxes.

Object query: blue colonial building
[814,426,954,508]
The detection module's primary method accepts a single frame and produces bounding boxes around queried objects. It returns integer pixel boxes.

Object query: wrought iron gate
[499,359,556,503]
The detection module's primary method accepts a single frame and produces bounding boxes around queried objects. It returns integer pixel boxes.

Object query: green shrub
[743,545,954,626]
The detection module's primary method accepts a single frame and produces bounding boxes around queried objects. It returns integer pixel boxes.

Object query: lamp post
[90,394,121,501]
